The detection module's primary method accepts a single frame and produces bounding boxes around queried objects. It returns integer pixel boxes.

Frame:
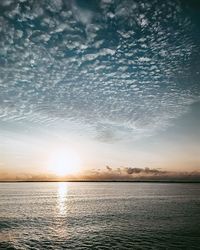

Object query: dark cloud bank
[82,166,200,182]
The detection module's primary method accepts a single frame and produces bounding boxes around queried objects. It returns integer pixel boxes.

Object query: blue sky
[0,0,200,179]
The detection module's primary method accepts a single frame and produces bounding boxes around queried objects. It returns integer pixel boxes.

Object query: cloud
[0,0,199,143]
[79,166,200,182]
[125,167,165,175]
[106,165,112,171]
[71,0,94,26]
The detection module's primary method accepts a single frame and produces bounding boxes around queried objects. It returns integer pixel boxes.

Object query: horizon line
[0,180,200,183]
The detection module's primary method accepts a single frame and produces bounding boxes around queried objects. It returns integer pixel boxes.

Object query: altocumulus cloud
[0,0,200,141]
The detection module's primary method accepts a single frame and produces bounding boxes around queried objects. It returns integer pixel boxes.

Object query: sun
[48,149,81,176]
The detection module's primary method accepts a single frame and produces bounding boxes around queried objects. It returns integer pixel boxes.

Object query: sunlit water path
[0,182,200,249]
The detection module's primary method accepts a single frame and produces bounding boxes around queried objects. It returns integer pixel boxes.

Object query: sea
[0,182,199,249]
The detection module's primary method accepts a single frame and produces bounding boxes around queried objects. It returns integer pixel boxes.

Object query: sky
[0,0,200,181]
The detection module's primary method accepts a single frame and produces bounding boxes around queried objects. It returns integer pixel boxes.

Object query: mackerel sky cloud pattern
[0,0,200,141]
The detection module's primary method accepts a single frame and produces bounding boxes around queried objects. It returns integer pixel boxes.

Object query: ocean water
[0,183,199,250]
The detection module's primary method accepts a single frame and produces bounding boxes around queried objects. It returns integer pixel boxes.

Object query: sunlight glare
[48,149,81,176]
[57,182,68,215]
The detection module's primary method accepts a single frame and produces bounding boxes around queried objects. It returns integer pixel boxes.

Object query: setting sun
[47,149,81,176]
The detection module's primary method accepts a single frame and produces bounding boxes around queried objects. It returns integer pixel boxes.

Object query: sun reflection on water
[57,182,68,216]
